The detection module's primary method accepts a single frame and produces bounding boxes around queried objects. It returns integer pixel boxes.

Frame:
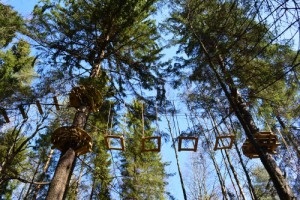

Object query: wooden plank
[0,109,10,123]
[53,96,60,110]
[18,105,28,119]
[36,100,44,115]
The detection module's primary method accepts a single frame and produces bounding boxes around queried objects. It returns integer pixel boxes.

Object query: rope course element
[51,126,92,155]
[242,131,280,158]
[0,95,62,124]
[36,100,43,115]
[18,105,28,120]
[213,135,235,151]
[69,84,103,112]
[53,96,60,110]
[141,102,161,152]
[0,108,10,123]
[178,136,198,152]
[104,102,125,151]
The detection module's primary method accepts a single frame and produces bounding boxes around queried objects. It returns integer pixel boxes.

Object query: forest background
[0,0,299,199]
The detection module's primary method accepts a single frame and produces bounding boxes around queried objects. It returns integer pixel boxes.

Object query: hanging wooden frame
[105,135,125,151]
[178,136,198,152]
[36,100,44,115]
[0,109,10,123]
[214,135,235,151]
[141,136,161,152]
[53,96,60,110]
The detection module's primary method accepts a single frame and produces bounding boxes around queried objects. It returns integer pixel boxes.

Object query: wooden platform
[51,126,92,155]
[242,131,280,158]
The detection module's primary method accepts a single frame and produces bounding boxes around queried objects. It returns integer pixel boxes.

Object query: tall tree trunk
[46,59,102,199]
[195,38,295,199]
[275,115,300,158]
[46,148,76,200]
[203,134,228,200]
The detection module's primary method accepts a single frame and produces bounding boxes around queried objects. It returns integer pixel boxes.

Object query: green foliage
[0,4,35,106]
[29,0,163,99]
[0,4,23,48]
[0,129,29,198]
[252,166,278,199]
[85,101,116,199]
[120,100,166,199]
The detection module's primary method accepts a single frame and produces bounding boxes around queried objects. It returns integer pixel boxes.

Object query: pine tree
[166,0,297,198]
[28,0,163,199]
[0,3,35,107]
[119,100,166,199]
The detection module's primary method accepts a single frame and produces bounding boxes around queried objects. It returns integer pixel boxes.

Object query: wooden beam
[53,96,60,110]
[0,109,10,123]
[36,100,44,115]
[18,105,28,119]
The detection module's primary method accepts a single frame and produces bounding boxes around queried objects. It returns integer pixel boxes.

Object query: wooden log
[1,109,10,123]
[18,105,28,119]
[36,100,44,115]
[53,96,60,110]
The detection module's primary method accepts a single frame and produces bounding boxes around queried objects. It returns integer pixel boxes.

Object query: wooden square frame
[214,135,235,151]
[178,136,198,152]
[141,136,161,152]
[105,135,125,151]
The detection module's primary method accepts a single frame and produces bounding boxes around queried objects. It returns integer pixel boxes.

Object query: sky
[2,0,191,199]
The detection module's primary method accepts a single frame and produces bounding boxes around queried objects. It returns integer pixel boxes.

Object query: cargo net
[69,85,103,112]
[51,126,92,155]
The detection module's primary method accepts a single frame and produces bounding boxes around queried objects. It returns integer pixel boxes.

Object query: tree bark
[46,148,76,200]
[46,40,105,198]
[195,38,295,199]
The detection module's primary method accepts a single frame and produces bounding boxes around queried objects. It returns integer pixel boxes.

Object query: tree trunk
[46,50,104,199]
[46,148,76,200]
[196,39,295,199]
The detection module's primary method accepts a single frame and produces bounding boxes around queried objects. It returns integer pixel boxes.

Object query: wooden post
[53,96,60,110]
[0,109,10,123]
[36,100,44,115]
[18,105,28,119]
